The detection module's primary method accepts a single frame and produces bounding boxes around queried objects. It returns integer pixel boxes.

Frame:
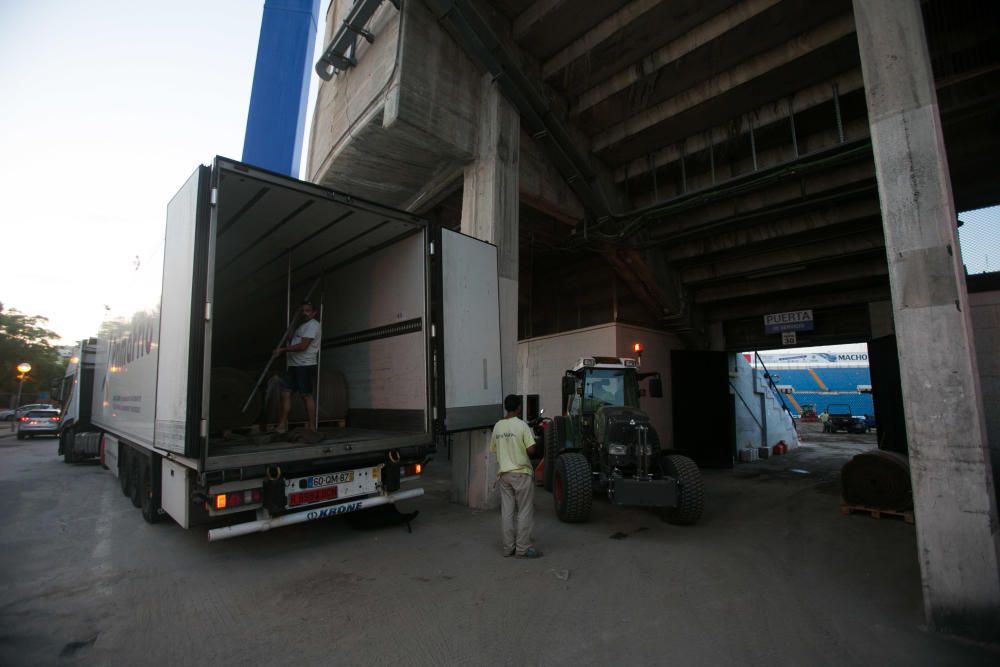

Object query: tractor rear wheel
[543,416,566,492]
[554,452,592,523]
[661,454,704,525]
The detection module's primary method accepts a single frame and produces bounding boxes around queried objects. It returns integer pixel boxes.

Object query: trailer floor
[0,425,996,665]
[207,426,423,457]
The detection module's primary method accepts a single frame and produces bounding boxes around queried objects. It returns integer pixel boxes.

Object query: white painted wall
[730,353,800,453]
[517,323,682,447]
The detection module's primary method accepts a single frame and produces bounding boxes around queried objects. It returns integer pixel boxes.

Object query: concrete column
[854,0,1000,640]
[451,74,520,509]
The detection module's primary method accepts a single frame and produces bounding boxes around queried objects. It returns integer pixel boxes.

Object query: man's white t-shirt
[288,318,321,366]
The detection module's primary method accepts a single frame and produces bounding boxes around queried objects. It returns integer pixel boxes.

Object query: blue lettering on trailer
[306,501,364,520]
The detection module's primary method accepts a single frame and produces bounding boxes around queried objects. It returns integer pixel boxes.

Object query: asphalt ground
[0,425,996,665]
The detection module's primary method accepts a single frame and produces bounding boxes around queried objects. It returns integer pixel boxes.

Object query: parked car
[14,403,55,419]
[17,409,61,439]
[826,404,867,434]
[0,408,17,421]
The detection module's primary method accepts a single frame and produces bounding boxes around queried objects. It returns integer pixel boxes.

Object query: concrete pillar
[451,74,520,509]
[854,0,1000,640]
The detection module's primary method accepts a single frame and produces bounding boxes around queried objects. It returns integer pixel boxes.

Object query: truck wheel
[129,456,143,508]
[661,454,704,526]
[543,416,566,492]
[61,428,77,463]
[139,463,160,524]
[120,447,131,496]
[554,453,592,523]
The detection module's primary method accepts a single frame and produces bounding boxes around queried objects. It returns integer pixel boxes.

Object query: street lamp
[15,362,31,411]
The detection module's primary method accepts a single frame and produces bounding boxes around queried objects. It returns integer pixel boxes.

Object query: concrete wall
[516,323,682,447]
[730,353,800,454]
[969,288,1000,499]
[308,1,480,206]
[308,1,585,219]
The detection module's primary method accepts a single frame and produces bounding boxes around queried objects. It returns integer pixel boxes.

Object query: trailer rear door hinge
[205,303,212,322]
[431,324,436,338]
[429,241,435,255]
[200,419,208,438]
[210,188,218,206]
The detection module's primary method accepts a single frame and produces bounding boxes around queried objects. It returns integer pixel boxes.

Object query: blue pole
[242,0,322,178]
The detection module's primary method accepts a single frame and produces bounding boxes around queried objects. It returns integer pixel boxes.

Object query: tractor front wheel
[660,454,705,525]
[554,452,592,523]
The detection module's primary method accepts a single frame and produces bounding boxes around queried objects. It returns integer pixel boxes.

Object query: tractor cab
[561,357,663,447]
[562,356,661,416]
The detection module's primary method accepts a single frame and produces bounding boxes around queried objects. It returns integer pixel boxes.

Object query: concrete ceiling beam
[613,69,864,184]
[511,0,635,61]
[669,214,882,265]
[603,246,685,320]
[693,254,888,303]
[570,0,784,116]
[705,284,891,322]
[646,158,877,244]
[590,13,857,153]
[512,0,567,40]
[662,196,881,261]
[626,116,872,210]
[680,230,886,285]
[540,0,671,79]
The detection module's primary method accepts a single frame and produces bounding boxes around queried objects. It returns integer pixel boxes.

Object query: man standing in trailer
[274,301,321,434]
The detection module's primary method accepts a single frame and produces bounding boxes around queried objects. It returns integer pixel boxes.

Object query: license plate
[304,471,353,489]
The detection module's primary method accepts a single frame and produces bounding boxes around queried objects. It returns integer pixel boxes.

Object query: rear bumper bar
[207,488,424,542]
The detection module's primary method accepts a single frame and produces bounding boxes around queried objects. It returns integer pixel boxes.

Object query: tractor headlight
[608,444,628,456]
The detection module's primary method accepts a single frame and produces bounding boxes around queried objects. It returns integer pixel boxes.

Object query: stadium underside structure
[306,0,1000,640]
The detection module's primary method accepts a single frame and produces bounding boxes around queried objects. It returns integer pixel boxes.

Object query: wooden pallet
[841,504,914,524]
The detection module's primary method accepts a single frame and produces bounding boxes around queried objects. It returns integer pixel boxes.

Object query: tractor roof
[571,356,639,372]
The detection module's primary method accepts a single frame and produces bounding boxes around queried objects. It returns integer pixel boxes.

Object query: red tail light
[19,416,28,422]
[50,416,60,422]
[401,463,423,477]
[213,489,262,510]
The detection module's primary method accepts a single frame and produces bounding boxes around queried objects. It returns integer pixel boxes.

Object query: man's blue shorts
[281,365,316,395]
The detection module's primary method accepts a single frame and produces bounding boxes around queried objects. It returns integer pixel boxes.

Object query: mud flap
[262,477,286,514]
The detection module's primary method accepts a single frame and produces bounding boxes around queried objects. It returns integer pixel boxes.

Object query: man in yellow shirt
[490,394,542,558]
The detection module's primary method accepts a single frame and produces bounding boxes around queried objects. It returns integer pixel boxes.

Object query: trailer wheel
[139,463,160,524]
[61,428,77,463]
[129,456,143,508]
[554,452,592,523]
[543,416,566,492]
[660,454,704,526]
[120,447,131,496]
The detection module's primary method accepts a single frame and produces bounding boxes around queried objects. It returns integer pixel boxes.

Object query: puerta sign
[764,309,814,334]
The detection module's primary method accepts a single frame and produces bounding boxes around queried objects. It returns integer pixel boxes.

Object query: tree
[0,302,67,406]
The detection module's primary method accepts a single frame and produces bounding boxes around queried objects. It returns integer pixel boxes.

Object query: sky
[0,2,996,345]
[0,1,323,344]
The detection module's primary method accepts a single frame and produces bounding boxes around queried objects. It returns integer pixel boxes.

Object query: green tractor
[542,356,704,525]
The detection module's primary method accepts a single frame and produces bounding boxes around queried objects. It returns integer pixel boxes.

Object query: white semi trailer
[60,157,502,540]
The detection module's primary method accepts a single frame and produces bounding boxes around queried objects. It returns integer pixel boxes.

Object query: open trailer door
[154,165,212,459]
[439,229,503,431]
